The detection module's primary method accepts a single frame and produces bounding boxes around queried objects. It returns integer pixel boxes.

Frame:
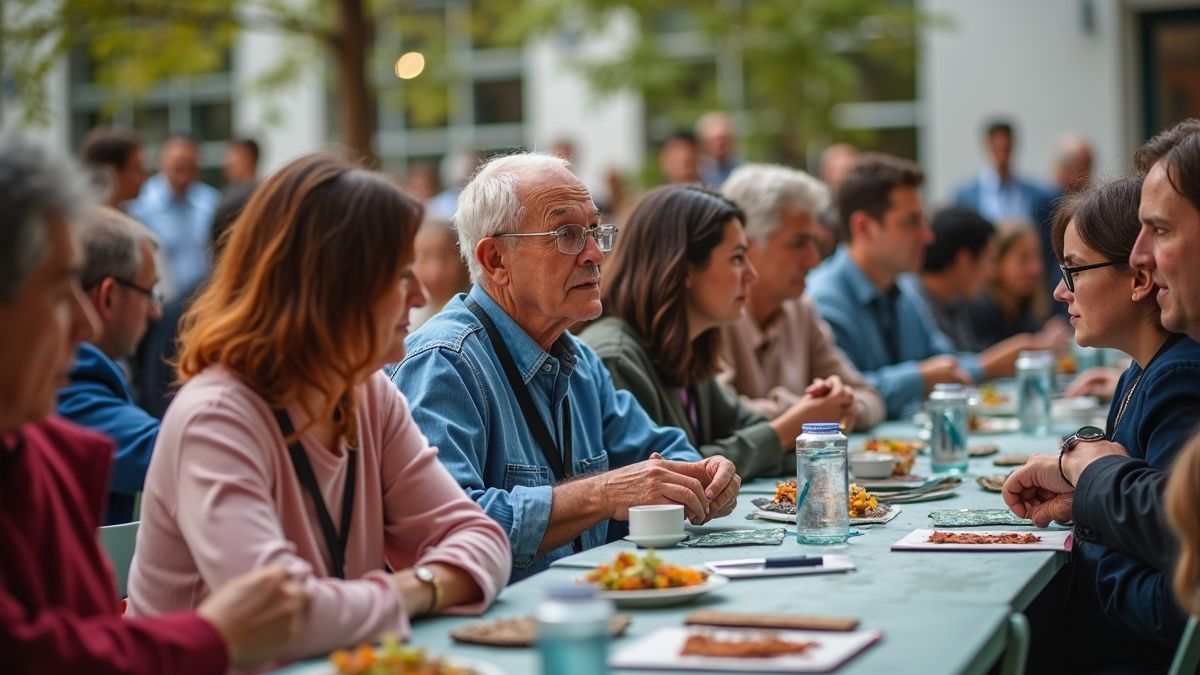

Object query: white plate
[610,626,883,672]
[891,528,1073,552]
[587,573,729,608]
[624,532,688,548]
[752,504,902,525]
[852,473,927,490]
[284,653,504,675]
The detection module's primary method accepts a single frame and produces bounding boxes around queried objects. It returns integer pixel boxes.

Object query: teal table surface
[270,420,1071,674]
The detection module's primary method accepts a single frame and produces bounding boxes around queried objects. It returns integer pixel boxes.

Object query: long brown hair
[602,184,744,388]
[177,154,423,444]
[1167,433,1200,616]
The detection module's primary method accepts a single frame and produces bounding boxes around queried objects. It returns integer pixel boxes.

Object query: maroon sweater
[0,416,228,675]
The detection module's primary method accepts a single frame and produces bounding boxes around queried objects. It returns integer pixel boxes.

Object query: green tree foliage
[498,0,930,165]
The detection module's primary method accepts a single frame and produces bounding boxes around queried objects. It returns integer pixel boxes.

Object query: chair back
[1168,615,1200,675]
[98,520,139,599]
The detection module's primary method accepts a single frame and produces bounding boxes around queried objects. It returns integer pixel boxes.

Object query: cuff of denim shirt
[960,355,984,384]
[509,484,555,563]
[873,362,924,417]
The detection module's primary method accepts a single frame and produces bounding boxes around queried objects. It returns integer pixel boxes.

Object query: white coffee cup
[628,504,685,538]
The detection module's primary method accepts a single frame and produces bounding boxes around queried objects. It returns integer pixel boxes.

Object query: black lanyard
[272,409,357,579]
[465,297,582,552]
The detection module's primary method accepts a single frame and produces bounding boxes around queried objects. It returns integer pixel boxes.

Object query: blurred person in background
[57,207,163,524]
[954,119,1048,226]
[917,207,996,352]
[81,127,148,210]
[428,150,480,221]
[410,216,470,329]
[130,133,220,301]
[718,163,884,430]
[405,162,440,204]
[815,143,859,260]
[222,136,259,187]
[1166,434,1200,624]
[967,219,1067,348]
[126,153,510,660]
[696,111,741,187]
[659,131,702,185]
[133,181,256,418]
[0,129,308,675]
[818,143,858,196]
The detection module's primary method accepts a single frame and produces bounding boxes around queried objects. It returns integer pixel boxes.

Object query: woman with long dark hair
[580,185,841,479]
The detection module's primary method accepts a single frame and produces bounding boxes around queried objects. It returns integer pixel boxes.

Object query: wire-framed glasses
[494,224,619,255]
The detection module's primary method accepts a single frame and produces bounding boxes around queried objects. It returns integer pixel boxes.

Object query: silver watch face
[415,566,434,583]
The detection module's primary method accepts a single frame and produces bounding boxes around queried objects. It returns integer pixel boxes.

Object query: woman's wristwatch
[1058,425,1106,487]
[413,566,443,614]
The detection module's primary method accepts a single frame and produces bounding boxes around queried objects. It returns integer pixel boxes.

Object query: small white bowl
[850,452,896,479]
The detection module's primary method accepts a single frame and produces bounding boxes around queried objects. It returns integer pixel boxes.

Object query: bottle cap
[801,422,842,433]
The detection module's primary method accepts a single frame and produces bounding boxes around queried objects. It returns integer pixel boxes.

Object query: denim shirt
[806,249,983,418]
[390,286,699,582]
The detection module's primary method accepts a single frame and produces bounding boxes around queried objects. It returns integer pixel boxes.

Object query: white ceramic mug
[628,504,685,538]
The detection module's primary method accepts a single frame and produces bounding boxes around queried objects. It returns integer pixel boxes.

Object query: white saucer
[623,532,688,548]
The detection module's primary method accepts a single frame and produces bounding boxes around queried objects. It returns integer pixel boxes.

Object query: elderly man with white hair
[391,153,739,582]
[719,164,885,431]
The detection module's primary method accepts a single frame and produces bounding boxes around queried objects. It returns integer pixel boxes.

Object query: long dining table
[273,418,1080,675]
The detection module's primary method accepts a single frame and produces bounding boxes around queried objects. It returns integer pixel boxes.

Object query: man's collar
[468,285,577,383]
[834,249,890,306]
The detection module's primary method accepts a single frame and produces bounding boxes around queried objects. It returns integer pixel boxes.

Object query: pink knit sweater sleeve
[373,375,512,611]
[167,397,410,659]
[137,371,508,662]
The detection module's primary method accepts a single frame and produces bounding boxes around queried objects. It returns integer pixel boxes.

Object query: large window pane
[473,78,523,125]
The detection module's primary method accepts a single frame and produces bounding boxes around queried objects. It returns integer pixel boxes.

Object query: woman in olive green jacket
[580,185,846,479]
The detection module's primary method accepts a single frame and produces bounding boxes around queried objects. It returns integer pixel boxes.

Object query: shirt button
[542,364,552,372]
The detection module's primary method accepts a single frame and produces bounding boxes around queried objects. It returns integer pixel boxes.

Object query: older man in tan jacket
[719,163,885,431]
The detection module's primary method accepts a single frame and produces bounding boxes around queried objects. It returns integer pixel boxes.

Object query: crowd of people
[2,111,1200,674]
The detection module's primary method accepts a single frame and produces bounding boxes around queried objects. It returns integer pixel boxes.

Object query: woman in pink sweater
[126,154,512,661]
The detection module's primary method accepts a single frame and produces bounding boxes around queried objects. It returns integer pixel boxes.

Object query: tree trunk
[334,0,376,165]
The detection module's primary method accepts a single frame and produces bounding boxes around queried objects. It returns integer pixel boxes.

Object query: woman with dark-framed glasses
[1040,174,1200,673]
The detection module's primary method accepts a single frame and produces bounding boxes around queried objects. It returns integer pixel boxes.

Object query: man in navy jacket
[57,206,163,524]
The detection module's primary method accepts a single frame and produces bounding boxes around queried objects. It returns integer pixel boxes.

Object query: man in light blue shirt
[129,134,219,300]
[808,153,1022,418]
[953,120,1050,226]
[392,153,739,582]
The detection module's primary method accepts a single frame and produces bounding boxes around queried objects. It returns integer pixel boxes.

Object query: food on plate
[978,383,1011,407]
[927,531,1041,545]
[681,632,818,658]
[450,615,631,646]
[861,438,921,475]
[768,480,891,520]
[772,478,797,505]
[330,636,475,675]
[848,484,889,519]
[584,550,708,591]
